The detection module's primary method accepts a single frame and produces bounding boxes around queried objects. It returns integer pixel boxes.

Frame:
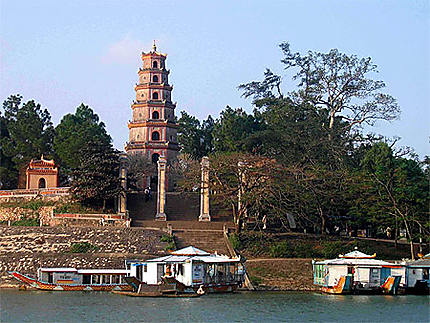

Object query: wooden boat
[313,249,403,295]
[9,268,133,291]
[112,290,203,297]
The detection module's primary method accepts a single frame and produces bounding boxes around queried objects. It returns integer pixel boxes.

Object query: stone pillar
[118,156,127,215]
[199,156,211,221]
[155,157,167,221]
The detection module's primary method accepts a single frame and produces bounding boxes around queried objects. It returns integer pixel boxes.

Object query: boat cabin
[313,249,402,293]
[38,267,130,285]
[404,254,430,294]
[127,246,245,289]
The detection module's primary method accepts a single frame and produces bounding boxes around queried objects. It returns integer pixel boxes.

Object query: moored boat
[312,248,403,295]
[10,267,133,291]
[402,253,430,295]
[126,246,245,294]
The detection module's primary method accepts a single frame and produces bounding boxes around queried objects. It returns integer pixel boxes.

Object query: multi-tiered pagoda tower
[125,42,179,166]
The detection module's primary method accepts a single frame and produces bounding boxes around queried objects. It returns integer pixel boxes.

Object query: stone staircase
[173,229,231,256]
[127,192,233,223]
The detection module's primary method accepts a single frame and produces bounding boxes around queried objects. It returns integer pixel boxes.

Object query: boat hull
[10,271,133,291]
[321,275,352,294]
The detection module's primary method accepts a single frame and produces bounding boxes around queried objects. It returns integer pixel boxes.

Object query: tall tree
[177,111,215,159]
[1,95,54,187]
[71,140,120,209]
[239,42,400,133]
[54,104,111,178]
[212,106,262,153]
[358,142,429,258]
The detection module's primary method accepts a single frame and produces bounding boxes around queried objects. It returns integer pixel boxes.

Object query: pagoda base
[199,213,211,222]
[155,213,167,221]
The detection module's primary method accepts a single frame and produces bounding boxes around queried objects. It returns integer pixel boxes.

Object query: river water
[1,289,429,322]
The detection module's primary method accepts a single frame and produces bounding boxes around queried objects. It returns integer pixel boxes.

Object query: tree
[1,95,55,187]
[177,111,215,159]
[54,104,111,181]
[212,106,263,153]
[358,142,429,258]
[126,153,156,190]
[71,140,120,209]
[239,42,400,133]
[0,112,17,188]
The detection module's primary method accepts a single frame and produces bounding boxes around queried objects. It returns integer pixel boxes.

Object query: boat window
[92,275,100,284]
[48,273,53,284]
[178,264,183,276]
[423,269,429,280]
[143,264,147,273]
[111,275,120,284]
[82,275,91,284]
[102,275,110,284]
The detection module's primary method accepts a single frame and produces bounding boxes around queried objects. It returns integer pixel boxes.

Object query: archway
[152,111,159,119]
[152,92,159,100]
[152,75,158,83]
[152,153,160,164]
[153,61,158,68]
[38,178,46,188]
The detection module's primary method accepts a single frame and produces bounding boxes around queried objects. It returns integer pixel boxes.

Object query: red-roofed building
[26,156,58,189]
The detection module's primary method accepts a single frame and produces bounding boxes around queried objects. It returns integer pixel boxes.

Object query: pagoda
[125,41,179,168]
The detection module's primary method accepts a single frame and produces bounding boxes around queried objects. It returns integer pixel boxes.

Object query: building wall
[28,173,58,189]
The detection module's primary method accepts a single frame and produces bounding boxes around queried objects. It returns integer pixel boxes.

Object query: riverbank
[0,225,170,288]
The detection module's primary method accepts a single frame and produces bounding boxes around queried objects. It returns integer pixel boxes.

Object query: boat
[401,253,430,295]
[9,267,133,291]
[126,246,245,293]
[312,248,403,295]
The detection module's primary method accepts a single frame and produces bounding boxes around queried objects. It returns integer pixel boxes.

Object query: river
[1,289,428,322]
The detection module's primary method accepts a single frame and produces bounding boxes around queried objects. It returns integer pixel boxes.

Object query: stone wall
[0,226,169,287]
[246,259,316,291]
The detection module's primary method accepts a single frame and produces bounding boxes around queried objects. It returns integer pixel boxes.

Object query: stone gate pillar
[155,157,167,221]
[118,155,127,215]
[199,156,211,221]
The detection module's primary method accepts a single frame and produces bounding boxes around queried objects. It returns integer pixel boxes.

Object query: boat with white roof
[312,248,403,294]
[9,267,133,291]
[126,246,246,294]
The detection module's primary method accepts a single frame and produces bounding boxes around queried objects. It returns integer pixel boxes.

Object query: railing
[53,213,128,221]
[223,225,255,290]
[0,187,70,197]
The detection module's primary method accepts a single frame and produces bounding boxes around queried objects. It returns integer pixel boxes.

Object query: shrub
[250,275,262,286]
[294,242,319,258]
[12,216,39,226]
[69,242,98,253]
[160,234,174,243]
[229,233,241,249]
[269,241,294,258]
[320,241,345,258]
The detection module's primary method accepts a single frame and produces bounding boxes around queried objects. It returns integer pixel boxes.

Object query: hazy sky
[1,1,429,157]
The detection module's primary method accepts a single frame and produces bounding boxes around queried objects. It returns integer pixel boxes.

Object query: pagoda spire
[152,40,157,52]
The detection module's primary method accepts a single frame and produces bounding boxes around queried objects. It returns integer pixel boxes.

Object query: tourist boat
[126,246,245,293]
[401,253,430,295]
[9,267,133,291]
[312,248,403,295]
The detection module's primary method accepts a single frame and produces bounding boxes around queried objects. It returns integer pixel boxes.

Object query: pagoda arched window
[153,61,158,68]
[152,111,159,119]
[152,92,159,100]
[152,153,160,164]
[38,178,46,188]
[152,131,160,141]
[152,75,158,83]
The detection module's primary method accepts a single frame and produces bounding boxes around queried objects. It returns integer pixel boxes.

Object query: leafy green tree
[212,106,263,153]
[71,140,120,209]
[177,111,215,159]
[0,112,17,188]
[54,104,111,181]
[1,95,55,187]
[356,142,429,258]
